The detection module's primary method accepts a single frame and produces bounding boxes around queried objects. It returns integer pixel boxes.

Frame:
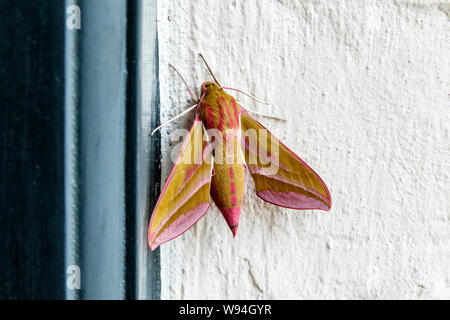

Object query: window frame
[0,0,160,299]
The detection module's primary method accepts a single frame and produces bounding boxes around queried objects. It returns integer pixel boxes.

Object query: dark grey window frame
[0,0,160,299]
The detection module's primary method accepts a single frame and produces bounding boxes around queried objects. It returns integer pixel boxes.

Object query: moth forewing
[256,128,281,176]
[241,127,259,167]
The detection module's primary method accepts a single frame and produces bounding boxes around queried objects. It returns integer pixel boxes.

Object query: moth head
[201,81,221,95]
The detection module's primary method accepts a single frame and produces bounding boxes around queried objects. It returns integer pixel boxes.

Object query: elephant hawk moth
[148,57,331,250]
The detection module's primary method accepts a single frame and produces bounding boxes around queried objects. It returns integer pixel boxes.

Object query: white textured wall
[150,0,449,299]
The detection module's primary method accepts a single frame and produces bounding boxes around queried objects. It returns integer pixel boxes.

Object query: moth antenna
[198,53,221,86]
[169,63,198,101]
[150,90,207,137]
[221,87,270,105]
[242,106,287,122]
[150,103,197,136]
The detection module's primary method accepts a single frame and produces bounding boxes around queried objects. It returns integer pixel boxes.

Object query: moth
[148,54,331,250]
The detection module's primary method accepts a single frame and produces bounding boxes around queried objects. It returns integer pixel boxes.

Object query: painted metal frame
[0,0,160,299]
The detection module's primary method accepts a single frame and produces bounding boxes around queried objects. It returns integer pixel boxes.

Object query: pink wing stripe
[148,117,212,250]
[231,98,240,125]
[182,164,200,184]
[150,203,210,250]
[241,109,332,208]
[150,119,201,218]
[154,175,212,234]
[257,190,329,211]
[243,135,289,171]
[248,166,327,202]
[203,104,215,129]
[218,102,225,131]
[223,97,236,128]
[176,142,211,193]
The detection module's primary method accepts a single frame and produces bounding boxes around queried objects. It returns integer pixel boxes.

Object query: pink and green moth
[148,54,331,250]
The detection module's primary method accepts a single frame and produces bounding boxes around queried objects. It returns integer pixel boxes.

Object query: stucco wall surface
[149,0,449,299]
